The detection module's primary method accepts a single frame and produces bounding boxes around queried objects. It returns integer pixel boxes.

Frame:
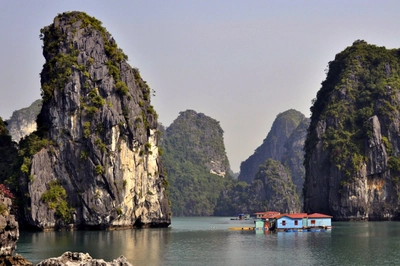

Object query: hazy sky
[1,1,400,172]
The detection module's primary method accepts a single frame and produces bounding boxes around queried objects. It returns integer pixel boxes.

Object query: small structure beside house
[305,213,332,229]
[254,211,281,231]
[253,211,280,219]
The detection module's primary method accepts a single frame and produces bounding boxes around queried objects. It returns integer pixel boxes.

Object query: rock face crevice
[19,11,170,230]
[304,40,400,220]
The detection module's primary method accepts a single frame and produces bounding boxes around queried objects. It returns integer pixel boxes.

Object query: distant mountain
[6,99,42,143]
[214,109,308,215]
[238,109,308,189]
[215,158,301,215]
[161,110,232,216]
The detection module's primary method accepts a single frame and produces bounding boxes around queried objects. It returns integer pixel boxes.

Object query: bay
[16,217,400,265]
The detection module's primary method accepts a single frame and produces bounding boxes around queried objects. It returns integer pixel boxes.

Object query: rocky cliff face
[0,191,32,265]
[0,193,18,256]
[255,159,301,213]
[18,12,170,230]
[282,118,309,195]
[304,40,400,220]
[6,100,42,143]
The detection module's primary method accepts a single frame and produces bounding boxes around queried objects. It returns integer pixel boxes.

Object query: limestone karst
[10,11,170,230]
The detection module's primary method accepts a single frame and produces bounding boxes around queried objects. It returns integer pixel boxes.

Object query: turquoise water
[16,217,400,265]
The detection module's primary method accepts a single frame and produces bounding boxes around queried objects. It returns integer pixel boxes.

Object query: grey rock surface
[20,11,170,230]
[37,252,132,266]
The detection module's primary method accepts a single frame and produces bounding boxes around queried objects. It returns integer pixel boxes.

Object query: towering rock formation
[6,100,42,143]
[304,40,400,220]
[17,12,170,230]
[161,110,231,216]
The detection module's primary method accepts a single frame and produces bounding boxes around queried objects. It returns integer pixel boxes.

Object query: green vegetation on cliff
[41,180,74,222]
[215,158,300,215]
[161,110,231,216]
[255,159,300,212]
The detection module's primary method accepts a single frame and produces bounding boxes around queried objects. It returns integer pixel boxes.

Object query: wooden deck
[228,227,255,231]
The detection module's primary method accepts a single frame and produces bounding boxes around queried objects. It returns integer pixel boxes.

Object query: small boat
[230,213,250,220]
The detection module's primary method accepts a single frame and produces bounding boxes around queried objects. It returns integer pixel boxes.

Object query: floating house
[275,213,307,231]
[253,212,333,232]
[274,213,332,231]
[230,212,333,232]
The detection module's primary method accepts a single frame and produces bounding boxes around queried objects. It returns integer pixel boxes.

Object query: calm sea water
[16,217,400,265]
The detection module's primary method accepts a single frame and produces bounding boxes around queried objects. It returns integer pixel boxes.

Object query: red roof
[276,213,307,219]
[263,212,333,220]
[307,213,333,218]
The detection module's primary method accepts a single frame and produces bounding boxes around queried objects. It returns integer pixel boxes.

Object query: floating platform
[228,227,255,231]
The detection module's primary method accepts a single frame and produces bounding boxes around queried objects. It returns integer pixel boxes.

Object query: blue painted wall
[276,217,303,229]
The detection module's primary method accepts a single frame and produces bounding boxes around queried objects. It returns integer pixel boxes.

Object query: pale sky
[1,1,400,172]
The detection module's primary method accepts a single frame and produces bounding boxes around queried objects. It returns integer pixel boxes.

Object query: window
[311,220,315,225]
[282,220,286,226]
[294,220,298,226]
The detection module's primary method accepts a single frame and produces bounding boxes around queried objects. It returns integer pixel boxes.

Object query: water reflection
[18,228,172,265]
[16,219,400,266]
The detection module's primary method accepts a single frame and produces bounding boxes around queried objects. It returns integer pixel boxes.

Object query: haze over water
[16,217,400,265]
